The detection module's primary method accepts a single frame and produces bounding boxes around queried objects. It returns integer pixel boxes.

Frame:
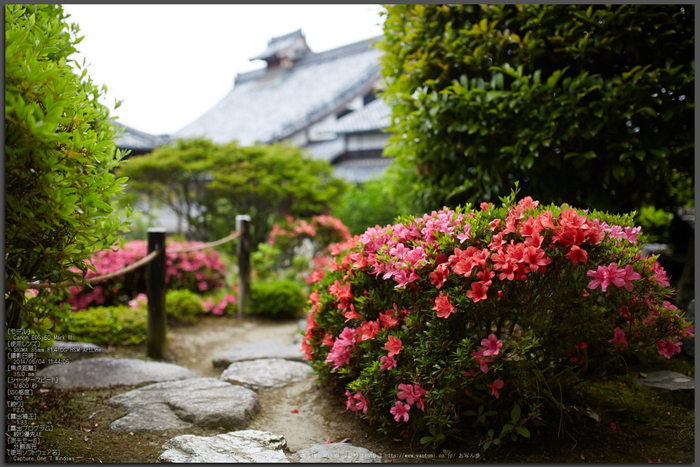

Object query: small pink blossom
[433,291,455,318]
[380,355,397,370]
[488,379,504,399]
[481,334,503,356]
[390,400,411,422]
[611,327,628,349]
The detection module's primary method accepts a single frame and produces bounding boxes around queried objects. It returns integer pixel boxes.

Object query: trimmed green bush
[378,5,694,217]
[166,289,206,325]
[248,280,306,319]
[53,306,146,347]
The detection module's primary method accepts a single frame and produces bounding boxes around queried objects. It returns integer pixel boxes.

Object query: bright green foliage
[332,176,406,236]
[53,306,147,347]
[166,289,207,325]
[248,280,306,320]
[5,4,129,329]
[117,138,346,248]
[378,4,694,215]
[635,206,673,244]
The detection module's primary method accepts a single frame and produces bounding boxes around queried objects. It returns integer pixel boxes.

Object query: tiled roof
[173,37,382,146]
[114,122,171,153]
[317,97,391,136]
[332,157,393,184]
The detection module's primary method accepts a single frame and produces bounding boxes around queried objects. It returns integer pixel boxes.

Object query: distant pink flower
[390,400,411,422]
[470,349,494,373]
[657,338,682,359]
[611,327,628,349]
[380,355,397,370]
[481,334,503,356]
[462,369,475,377]
[488,379,504,399]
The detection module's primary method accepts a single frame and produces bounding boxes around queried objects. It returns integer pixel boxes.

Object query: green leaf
[420,436,434,445]
[511,404,521,423]
[516,426,531,438]
[501,423,514,434]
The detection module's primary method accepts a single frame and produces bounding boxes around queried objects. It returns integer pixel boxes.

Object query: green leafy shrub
[378,5,694,217]
[332,176,406,236]
[5,4,129,329]
[635,206,673,244]
[249,280,306,319]
[302,190,693,450]
[53,306,147,347]
[166,289,206,324]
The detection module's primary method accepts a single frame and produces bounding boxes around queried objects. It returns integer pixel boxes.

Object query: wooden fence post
[147,228,167,360]
[236,215,251,318]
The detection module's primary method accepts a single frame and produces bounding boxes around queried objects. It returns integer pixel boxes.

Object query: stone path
[37,321,386,462]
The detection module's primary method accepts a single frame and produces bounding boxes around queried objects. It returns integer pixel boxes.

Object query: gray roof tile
[114,122,171,152]
[303,138,346,162]
[317,97,390,135]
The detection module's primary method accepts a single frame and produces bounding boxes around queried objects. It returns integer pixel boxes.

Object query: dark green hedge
[378,5,694,215]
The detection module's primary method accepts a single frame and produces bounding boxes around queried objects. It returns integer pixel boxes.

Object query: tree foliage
[117,138,346,248]
[5,4,129,328]
[378,4,694,215]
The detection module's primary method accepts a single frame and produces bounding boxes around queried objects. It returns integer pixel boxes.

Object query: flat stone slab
[37,358,196,389]
[635,371,694,409]
[212,342,304,368]
[157,430,289,463]
[108,378,260,432]
[220,358,313,390]
[293,443,382,463]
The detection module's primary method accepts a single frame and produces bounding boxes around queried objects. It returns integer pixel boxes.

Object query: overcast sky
[62,5,386,136]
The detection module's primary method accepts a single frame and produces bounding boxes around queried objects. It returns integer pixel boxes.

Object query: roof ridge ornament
[250,29,312,69]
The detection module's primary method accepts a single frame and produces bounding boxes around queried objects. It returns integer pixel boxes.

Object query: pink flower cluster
[390,383,427,422]
[587,263,641,292]
[325,327,357,368]
[65,240,227,310]
[344,390,368,414]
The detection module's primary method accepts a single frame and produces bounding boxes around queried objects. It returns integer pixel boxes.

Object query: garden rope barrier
[6,231,240,291]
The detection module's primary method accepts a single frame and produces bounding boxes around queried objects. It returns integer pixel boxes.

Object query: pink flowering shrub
[65,240,227,310]
[302,190,693,449]
[268,215,351,283]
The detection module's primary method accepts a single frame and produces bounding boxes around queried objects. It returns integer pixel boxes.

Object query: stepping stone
[293,443,382,463]
[212,342,304,368]
[157,430,289,463]
[44,341,107,361]
[37,358,196,389]
[220,358,313,390]
[298,318,308,332]
[108,378,260,432]
[634,371,695,409]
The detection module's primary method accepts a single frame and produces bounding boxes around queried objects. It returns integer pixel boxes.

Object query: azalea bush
[302,189,693,450]
[66,240,227,310]
[128,290,238,321]
[53,305,147,347]
[267,214,352,285]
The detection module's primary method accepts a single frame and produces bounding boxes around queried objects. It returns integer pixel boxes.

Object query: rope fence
[6,231,240,291]
[7,217,252,362]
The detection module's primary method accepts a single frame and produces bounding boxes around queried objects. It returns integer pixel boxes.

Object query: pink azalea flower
[385,335,402,357]
[587,263,618,292]
[611,264,641,292]
[611,327,628,348]
[481,334,503,356]
[488,379,504,399]
[390,400,411,422]
[462,369,475,377]
[433,291,455,318]
[397,383,415,404]
[380,355,397,370]
[623,226,641,243]
[566,245,588,264]
[657,338,682,359]
[467,281,489,303]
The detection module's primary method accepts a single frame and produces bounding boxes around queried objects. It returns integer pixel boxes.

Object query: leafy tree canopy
[117,138,347,248]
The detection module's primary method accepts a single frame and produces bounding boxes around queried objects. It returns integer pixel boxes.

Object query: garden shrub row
[302,191,693,449]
